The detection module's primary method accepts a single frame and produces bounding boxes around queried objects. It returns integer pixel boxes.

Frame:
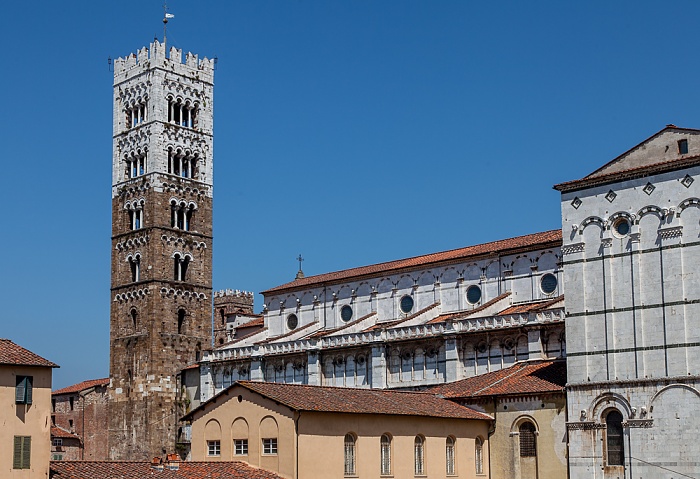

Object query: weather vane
[163,1,174,47]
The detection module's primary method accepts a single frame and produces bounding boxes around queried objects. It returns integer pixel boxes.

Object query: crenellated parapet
[114,41,214,84]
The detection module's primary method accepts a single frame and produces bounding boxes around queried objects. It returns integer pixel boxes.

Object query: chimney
[166,453,181,471]
[151,456,164,471]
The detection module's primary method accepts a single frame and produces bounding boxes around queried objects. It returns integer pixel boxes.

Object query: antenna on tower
[163,1,174,48]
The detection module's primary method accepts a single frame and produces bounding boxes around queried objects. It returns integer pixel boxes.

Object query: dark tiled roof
[51,426,81,440]
[50,461,284,479]
[262,230,562,294]
[228,381,492,421]
[240,316,264,328]
[427,292,512,324]
[0,338,58,368]
[53,378,110,395]
[429,360,566,399]
[256,321,319,344]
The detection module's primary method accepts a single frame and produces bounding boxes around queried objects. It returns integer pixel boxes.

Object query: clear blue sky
[1,1,698,388]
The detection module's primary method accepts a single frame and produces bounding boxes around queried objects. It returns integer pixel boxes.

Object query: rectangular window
[52,438,63,447]
[234,439,248,455]
[52,454,63,461]
[679,139,689,154]
[262,438,278,455]
[15,376,33,404]
[13,436,31,469]
[207,440,220,457]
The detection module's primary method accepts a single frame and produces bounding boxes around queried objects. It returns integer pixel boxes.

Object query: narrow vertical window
[414,436,425,475]
[446,437,455,475]
[475,437,483,474]
[174,254,182,281]
[519,422,537,457]
[606,410,624,466]
[69,397,74,411]
[381,434,392,475]
[344,433,356,476]
[129,255,140,282]
[130,309,138,328]
[177,309,186,334]
[679,139,689,155]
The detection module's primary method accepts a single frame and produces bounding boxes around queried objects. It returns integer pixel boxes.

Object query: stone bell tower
[108,40,214,460]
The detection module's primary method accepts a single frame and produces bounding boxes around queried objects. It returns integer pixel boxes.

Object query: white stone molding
[115,235,149,251]
[622,419,654,428]
[566,421,606,431]
[578,216,605,233]
[158,287,207,300]
[636,204,664,222]
[677,197,700,216]
[114,288,150,302]
[561,242,585,255]
[607,211,636,224]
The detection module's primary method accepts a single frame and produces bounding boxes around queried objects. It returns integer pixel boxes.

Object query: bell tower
[108,40,214,460]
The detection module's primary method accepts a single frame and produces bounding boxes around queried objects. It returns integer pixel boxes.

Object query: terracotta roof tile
[256,321,319,344]
[217,327,268,349]
[0,338,58,368]
[262,230,562,294]
[51,425,81,440]
[241,316,264,328]
[50,461,284,479]
[429,360,566,399]
[363,303,440,332]
[53,378,110,395]
[428,292,512,324]
[498,295,564,316]
[305,313,377,339]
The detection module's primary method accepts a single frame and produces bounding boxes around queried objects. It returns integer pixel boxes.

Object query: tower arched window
[171,201,195,231]
[380,434,392,475]
[177,308,186,334]
[605,410,624,466]
[125,151,147,179]
[168,97,198,128]
[129,254,141,282]
[125,100,147,129]
[167,148,198,179]
[174,253,191,281]
[344,433,356,476]
[414,435,425,475]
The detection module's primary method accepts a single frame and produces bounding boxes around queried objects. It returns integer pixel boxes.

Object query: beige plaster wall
[189,385,491,479]
[465,394,567,479]
[298,411,490,479]
[0,365,53,479]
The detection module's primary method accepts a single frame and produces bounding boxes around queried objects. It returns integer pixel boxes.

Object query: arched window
[173,254,190,281]
[605,410,624,466]
[380,434,392,475]
[170,201,195,231]
[130,309,138,328]
[414,435,425,475]
[519,422,537,457]
[344,433,356,476]
[475,437,483,474]
[177,309,186,335]
[129,255,140,282]
[445,437,455,475]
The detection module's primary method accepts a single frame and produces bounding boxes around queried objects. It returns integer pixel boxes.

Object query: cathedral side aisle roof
[262,230,562,295]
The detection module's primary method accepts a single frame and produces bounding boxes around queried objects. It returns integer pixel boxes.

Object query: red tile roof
[363,302,440,331]
[262,230,562,294]
[427,292,511,324]
[256,321,319,344]
[305,312,377,339]
[240,316,264,328]
[53,378,110,395]
[497,295,563,316]
[51,426,81,440]
[0,338,58,368]
[50,461,284,479]
[185,381,492,421]
[429,360,566,399]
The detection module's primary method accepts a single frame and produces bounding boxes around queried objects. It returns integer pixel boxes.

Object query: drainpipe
[487,396,497,479]
[294,411,302,479]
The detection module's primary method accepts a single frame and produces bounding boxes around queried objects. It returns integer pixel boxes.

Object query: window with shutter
[15,376,33,404]
[13,436,31,469]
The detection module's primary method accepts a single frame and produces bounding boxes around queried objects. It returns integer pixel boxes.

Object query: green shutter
[22,436,31,469]
[13,436,22,469]
[25,377,33,405]
[15,377,26,403]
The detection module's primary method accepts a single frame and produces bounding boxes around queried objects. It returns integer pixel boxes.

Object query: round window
[613,218,631,237]
[400,295,414,314]
[287,314,298,330]
[540,273,558,294]
[466,285,482,304]
[341,305,353,322]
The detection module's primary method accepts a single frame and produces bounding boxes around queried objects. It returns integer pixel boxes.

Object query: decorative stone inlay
[605,190,617,203]
[115,235,149,251]
[114,288,150,302]
[682,174,694,188]
[601,238,613,248]
[158,288,207,300]
[566,421,606,430]
[571,197,582,209]
[643,182,655,195]
[630,232,641,243]
[623,419,653,428]
[562,242,585,255]
[658,226,683,239]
